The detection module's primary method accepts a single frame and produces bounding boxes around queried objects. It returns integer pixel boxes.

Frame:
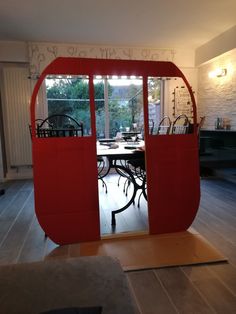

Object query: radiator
[3,67,32,167]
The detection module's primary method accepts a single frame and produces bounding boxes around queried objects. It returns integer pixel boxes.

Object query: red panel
[38,211,100,245]
[33,137,100,245]
[39,57,183,77]
[146,134,200,234]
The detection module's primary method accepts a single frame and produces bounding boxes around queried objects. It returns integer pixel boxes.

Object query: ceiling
[0,0,236,50]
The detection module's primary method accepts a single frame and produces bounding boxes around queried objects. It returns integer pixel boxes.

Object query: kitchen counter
[199,129,236,170]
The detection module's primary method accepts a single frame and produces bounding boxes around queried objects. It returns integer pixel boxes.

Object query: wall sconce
[209,68,227,78]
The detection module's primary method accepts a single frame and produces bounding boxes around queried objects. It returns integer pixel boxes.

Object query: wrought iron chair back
[36,114,84,137]
[171,114,190,134]
[157,116,172,135]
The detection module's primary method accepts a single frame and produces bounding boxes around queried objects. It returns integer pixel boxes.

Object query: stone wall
[197,49,236,130]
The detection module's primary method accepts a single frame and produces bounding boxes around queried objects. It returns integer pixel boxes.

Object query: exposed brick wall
[197,49,236,130]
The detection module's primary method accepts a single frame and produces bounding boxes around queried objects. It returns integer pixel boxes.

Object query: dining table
[97,141,146,225]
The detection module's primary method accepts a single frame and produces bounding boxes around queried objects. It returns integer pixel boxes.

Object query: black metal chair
[171,114,190,134]
[157,116,172,135]
[35,114,84,137]
[117,120,153,203]
[29,118,52,138]
[138,119,155,140]
[148,119,155,135]
[126,154,147,207]
[97,156,108,193]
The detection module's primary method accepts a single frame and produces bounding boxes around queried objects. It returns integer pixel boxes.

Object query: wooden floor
[99,174,148,235]
[0,175,236,313]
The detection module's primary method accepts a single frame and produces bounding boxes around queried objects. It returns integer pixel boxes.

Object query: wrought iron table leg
[111,164,139,226]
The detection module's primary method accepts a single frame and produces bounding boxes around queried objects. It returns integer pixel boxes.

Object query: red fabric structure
[30,57,200,245]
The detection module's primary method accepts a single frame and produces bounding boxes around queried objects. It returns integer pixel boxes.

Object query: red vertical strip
[142,76,149,141]
[31,63,101,245]
[89,75,97,137]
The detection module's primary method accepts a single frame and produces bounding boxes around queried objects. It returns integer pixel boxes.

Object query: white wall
[195,25,236,66]
[195,26,236,130]
[0,41,28,63]
[28,42,196,71]
[197,49,236,130]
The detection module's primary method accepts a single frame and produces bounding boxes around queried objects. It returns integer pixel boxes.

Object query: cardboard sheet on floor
[77,229,227,271]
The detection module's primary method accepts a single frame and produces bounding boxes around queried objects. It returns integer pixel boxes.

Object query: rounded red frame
[30,57,200,245]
